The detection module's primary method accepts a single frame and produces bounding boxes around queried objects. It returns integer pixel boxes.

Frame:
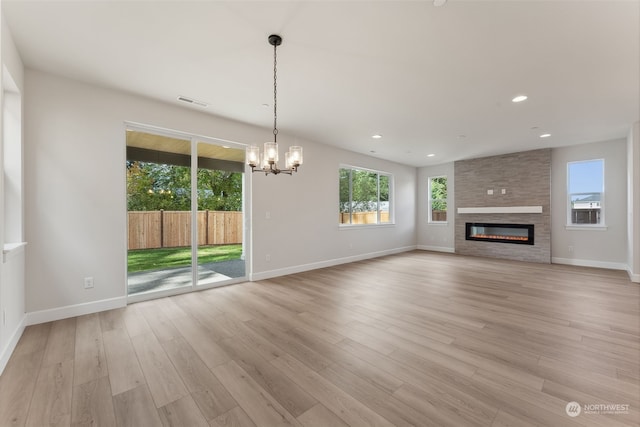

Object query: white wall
[0,14,26,374]
[416,162,454,252]
[24,70,417,319]
[551,139,628,269]
[628,122,640,282]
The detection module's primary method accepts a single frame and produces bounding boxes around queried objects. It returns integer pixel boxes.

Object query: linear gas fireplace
[466,223,534,245]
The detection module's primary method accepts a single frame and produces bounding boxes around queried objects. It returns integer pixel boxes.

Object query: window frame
[566,159,605,228]
[428,175,448,224]
[339,164,394,227]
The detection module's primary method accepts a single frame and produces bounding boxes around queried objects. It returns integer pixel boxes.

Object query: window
[567,159,604,225]
[339,166,392,225]
[428,176,447,223]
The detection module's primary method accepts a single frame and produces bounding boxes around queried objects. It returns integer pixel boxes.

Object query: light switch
[501,189,506,194]
[487,189,494,195]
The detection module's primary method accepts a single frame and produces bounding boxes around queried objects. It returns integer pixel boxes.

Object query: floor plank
[74,313,107,386]
[296,403,349,427]
[213,360,301,427]
[71,376,116,426]
[102,327,146,396]
[131,332,189,408]
[157,395,209,427]
[271,353,395,427]
[0,349,44,426]
[112,384,163,427]
[25,359,73,427]
[42,317,77,367]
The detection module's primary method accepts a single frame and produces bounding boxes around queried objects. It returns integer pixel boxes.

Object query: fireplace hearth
[466,223,534,245]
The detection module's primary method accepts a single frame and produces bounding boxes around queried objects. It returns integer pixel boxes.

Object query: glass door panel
[126,130,192,296]
[196,141,246,286]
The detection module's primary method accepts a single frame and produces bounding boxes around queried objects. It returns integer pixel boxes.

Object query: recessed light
[539,133,551,138]
[512,95,528,103]
[427,153,435,157]
[433,0,447,6]
[372,134,382,139]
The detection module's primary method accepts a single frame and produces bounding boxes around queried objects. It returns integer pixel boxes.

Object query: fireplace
[466,223,534,245]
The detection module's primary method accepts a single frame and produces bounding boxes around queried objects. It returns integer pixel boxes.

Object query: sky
[568,159,604,195]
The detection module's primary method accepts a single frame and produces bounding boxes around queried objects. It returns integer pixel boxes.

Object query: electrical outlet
[2,309,6,326]
[568,246,574,253]
[487,189,494,195]
[265,254,271,262]
[84,277,94,289]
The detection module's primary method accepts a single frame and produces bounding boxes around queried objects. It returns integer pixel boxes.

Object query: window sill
[339,223,396,230]
[3,242,27,263]
[428,221,449,226]
[565,225,608,231]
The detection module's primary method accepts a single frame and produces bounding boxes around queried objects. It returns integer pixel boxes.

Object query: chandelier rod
[273,37,278,143]
[269,34,281,144]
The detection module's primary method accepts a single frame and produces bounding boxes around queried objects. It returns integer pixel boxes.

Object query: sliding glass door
[126,127,246,301]
[196,140,246,286]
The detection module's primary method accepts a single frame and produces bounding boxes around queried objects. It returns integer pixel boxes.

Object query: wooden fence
[340,211,391,224]
[128,210,242,250]
[432,210,447,221]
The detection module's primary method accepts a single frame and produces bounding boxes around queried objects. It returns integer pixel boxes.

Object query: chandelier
[246,34,303,175]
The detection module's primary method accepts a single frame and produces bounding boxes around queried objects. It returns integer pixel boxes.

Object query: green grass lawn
[128,244,242,273]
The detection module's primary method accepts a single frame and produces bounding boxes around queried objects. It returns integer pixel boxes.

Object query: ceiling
[3,0,639,167]
[126,130,245,163]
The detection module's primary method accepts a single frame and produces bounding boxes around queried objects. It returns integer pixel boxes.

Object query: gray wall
[551,139,628,269]
[454,149,551,263]
[417,162,455,252]
[23,69,417,319]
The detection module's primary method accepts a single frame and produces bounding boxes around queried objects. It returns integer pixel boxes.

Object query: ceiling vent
[177,96,208,108]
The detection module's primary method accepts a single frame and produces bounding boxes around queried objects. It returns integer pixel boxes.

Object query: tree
[127,161,243,211]
[197,169,242,211]
[339,168,389,213]
[430,177,447,211]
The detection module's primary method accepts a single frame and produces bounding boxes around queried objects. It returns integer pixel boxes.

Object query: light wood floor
[1,251,639,427]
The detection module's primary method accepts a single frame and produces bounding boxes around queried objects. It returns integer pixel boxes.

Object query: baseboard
[0,315,26,375]
[250,245,417,281]
[626,267,640,283]
[552,257,628,271]
[416,245,455,253]
[25,296,127,326]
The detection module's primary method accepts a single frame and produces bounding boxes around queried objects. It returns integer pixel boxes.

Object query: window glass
[568,159,604,225]
[339,166,392,225]
[429,176,447,222]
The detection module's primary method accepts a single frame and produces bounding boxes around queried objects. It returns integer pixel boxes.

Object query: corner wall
[417,162,455,252]
[0,13,26,374]
[551,139,628,270]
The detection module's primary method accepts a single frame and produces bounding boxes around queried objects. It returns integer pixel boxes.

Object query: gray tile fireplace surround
[454,149,551,263]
